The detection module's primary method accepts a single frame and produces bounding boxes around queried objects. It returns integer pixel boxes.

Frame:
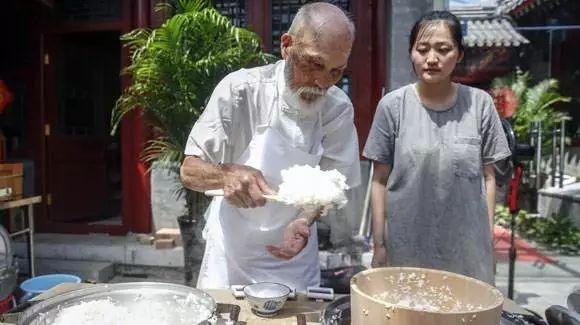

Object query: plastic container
[19,274,81,303]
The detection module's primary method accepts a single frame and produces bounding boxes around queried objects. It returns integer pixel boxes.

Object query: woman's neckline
[411,82,460,112]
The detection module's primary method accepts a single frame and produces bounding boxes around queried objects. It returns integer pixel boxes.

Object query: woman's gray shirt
[363,84,511,284]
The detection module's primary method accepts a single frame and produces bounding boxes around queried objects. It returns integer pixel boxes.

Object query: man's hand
[266,218,310,260]
[221,164,274,208]
[371,243,387,268]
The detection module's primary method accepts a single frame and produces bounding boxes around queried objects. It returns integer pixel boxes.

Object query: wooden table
[206,289,531,324]
[0,196,42,277]
[4,284,530,325]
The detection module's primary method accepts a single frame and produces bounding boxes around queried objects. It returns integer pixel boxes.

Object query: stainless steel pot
[0,224,13,269]
[17,282,217,325]
[0,224,16,301]
[0,264,18,300]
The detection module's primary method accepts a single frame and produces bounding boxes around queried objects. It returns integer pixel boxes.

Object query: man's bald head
[287,2,355,47]
[280,3,354,103]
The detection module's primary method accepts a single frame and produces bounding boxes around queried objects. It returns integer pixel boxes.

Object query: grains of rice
[277,165,348,215]
[48,293,212,325]
[372,272,485,313]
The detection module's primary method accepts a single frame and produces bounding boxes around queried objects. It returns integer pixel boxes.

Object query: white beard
[282,86,325,117]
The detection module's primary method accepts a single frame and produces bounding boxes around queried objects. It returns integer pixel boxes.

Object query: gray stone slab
[151,163,187,232]
[15,258,114,282]
[538,182,580,226]
[13,234,184,268]
[125,243,184,267]
[111,264,188,285]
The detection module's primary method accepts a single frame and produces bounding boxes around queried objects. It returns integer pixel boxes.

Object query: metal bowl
[18,282,216,325]
[0,224,16,301]
[0,224,13,271]
[243,282,290,317]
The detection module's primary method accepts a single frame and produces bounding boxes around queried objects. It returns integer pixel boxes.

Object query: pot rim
[243,282,291,300]
[18,282,217,324]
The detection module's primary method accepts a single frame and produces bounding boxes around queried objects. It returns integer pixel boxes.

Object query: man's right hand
[371,243,387,268]
[221,164,274,208]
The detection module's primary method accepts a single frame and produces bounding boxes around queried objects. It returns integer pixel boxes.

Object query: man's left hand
[266,218,310,260]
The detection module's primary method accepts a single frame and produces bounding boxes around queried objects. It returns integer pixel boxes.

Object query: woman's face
[410,22,463,84]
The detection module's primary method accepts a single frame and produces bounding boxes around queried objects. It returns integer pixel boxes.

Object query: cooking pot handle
[216,303,240,321]
[200,303,241,324]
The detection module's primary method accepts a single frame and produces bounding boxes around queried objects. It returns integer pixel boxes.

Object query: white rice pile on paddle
[277,165,348,215]
[50,293,212,325]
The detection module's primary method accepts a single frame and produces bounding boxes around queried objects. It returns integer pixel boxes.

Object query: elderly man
[180,2,360,291]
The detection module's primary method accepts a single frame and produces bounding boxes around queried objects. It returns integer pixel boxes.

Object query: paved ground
[496,254,580,317]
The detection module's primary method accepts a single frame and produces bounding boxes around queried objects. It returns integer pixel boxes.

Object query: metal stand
[507,164,523,300]
[530,120,542,190]
[549,118,569,189]
[0,196,42,277]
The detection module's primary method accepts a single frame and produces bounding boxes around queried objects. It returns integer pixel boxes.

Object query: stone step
[15,258,115,283]
[13,233,185,268]
[11,235,375,278]
[538,182,580,227]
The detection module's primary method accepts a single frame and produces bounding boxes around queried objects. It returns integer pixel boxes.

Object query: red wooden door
[43,31,121,222]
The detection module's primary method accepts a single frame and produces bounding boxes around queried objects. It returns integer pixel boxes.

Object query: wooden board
[0,163,23,200]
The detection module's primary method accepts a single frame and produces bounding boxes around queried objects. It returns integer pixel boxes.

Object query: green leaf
[110,0,276,217]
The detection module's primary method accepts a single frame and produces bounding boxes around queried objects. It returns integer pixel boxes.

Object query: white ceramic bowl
[243,282,290,317]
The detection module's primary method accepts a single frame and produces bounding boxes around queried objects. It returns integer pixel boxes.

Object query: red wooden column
[247,0,272,52]
[120,0,151,233]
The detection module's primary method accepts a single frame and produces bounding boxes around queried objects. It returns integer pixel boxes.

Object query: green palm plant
[491,70,571,147]
[111,0,275,219]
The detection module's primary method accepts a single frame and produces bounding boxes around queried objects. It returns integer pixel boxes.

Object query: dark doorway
[43,31,122,224]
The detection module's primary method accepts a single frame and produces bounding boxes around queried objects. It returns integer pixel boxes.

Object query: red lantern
[491,87,518,119]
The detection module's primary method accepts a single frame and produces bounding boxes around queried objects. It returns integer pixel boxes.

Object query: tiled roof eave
[461,16,530,48]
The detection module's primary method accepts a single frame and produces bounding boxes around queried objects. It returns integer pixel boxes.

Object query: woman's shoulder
[377,84,414,113]
[458,83,494,105]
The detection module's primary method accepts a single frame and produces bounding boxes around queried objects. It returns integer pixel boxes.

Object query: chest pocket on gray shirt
[453,136,482,179]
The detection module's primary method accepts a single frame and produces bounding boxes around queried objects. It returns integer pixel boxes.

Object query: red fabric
[508,165,523,213]
[0,295,14,314]
[494,226,556,264]
[0,80,14,114]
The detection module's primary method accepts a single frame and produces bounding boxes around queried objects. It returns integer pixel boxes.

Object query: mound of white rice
[49,293,212,325]
[277,165,348,215]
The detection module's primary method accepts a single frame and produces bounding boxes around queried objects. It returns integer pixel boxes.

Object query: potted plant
[111,0,274,285]
[491,70,571,211]
[491,70,571,148]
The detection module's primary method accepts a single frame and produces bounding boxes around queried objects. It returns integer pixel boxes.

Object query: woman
[363,11,511,284]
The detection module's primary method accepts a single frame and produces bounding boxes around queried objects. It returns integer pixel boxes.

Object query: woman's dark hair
[408,10,464,54]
